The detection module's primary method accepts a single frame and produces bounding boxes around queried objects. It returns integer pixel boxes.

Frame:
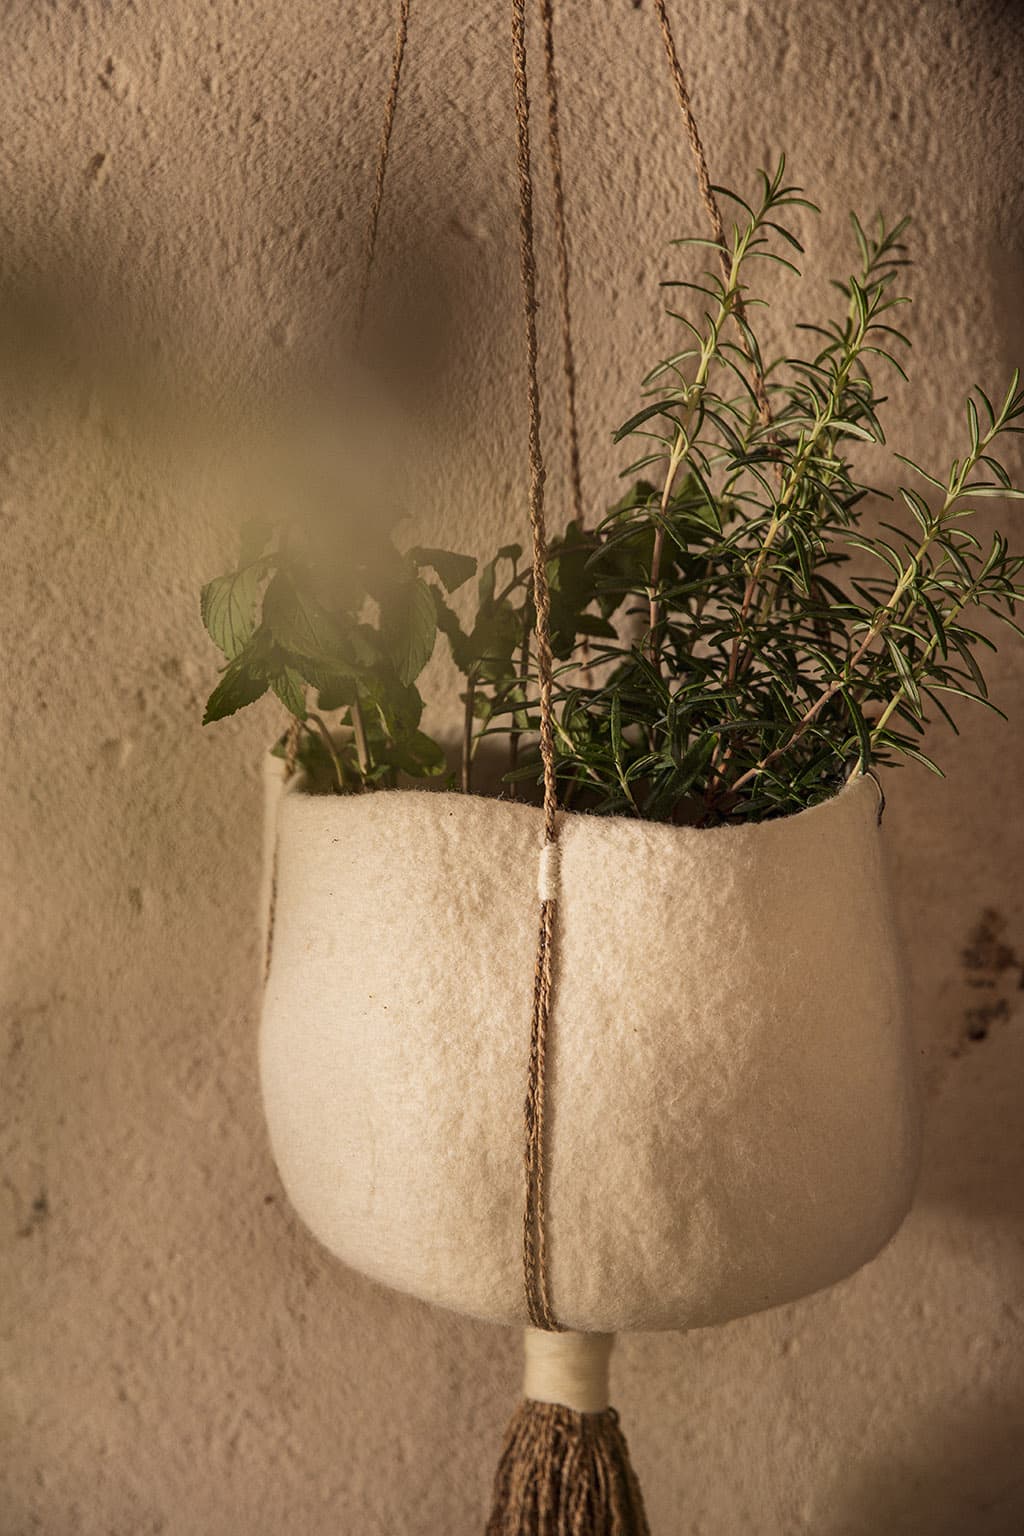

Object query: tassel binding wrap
[487,1331,650,1536]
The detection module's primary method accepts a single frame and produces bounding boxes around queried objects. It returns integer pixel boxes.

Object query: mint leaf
[364,675,424,738]
[201,567,260,660]
[381,578,437,686]
[263,572,376,669]
[466,600,521,682]
[315,675,356,712]
[203,651,269,723]
[391,729,447,777]
[270,663,307,719]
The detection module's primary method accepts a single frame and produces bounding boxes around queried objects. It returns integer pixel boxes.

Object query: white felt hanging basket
[259,768,921,1335]
[250,4,929,1521]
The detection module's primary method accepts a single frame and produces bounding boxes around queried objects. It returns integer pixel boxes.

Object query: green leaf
[203,650,268,723]
[829,419,877,442]
[839,687,872,770]
[670,732,716,790]
[884,635,921,711]
[956,486,1024,500]
[900,745,945,777]
[270,663,307,719]
[263,571,377,671]
[614,400,679,442]
[408,546,477,594]
[919,590,948,657]
[201,566,260,660]
[364,676,424,739]
[315,675,356,712]
[391,729,447,777]
[381,577,437,686]
[466,600,522,683]
[966,397,980,454]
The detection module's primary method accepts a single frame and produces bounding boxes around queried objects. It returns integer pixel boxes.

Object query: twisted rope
[354,0,412,344]
[652,0,771,426]
[511,0,562,1333]
[538,0,584,528]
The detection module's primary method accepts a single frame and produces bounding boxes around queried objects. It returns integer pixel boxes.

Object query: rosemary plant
[201,158,1024,825]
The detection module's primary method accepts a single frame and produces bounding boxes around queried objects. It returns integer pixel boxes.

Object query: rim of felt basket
[271,755,884,846]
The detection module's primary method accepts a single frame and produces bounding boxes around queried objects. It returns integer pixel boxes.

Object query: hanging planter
[197,0,1024,1529]
[260,772,920,1338]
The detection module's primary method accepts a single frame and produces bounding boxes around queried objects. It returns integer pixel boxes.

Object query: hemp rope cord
[282,0,766,1347]
[538,0,584,529]
[517,0,778,1335]
[538,0,597,695]
[518,0,778,1335]
[512,0,563,1335]
[284,0,412,774]
[353,0,412,348]
[652,0,772,428]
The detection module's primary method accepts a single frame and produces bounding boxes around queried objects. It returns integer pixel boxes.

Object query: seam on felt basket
[263,844,279,984]
[865,769,886,825]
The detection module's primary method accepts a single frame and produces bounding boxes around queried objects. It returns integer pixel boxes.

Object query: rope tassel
[487,1331,651,1536]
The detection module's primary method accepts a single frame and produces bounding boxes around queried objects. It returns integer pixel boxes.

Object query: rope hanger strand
[496,15,744,1520]
[514,0,771,1336]
[283,0,762,1346]
[652,0,771,426]
[511,0,562,1335]
[538,0,584,528]
[354,0,412,344]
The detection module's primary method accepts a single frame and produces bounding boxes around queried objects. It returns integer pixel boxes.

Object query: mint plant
[201,159,1024,825]
[200,507,476,792]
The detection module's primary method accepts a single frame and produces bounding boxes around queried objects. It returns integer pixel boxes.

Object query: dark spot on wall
[962,908,1019,979]
[956,908,1022,1053]
[18,1190,49,1238]
[965,997,1011,1043]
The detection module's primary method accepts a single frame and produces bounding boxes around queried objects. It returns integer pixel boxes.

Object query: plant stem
[648,431,688,670]
[350,693,370,778]
[507,624,532,799]
[306,712,346,793]
[461,674,476,793]
[707,269,877,802]
[723,435,995,801]
[726,335,863,688]
[648,242,744,670]
[868,578,983,746]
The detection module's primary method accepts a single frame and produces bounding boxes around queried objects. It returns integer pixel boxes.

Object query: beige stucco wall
[2,2,1023,1531]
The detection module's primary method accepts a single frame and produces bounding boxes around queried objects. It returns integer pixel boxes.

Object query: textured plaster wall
[2,1,1024,1532]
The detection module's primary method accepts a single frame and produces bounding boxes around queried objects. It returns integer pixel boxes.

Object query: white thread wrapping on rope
[524,1328,614,1413]
[537,839,561,903]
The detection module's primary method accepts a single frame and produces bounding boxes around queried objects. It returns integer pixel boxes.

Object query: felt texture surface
[260,774,921,1332]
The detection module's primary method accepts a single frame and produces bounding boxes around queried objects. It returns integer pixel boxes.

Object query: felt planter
[259,770,920,1334]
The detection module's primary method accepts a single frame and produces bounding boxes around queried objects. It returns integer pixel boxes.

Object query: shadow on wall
[830,1393,1024,1535]
[0,147,510,439]
[891,769,1024,1237]
[916,1004,1024,1232]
